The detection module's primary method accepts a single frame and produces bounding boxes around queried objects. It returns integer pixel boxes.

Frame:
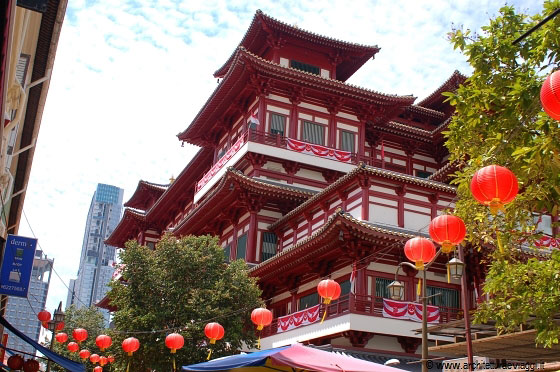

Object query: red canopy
[270,343,404,372]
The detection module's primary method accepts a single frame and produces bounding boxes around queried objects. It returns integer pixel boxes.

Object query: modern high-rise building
[67,183,123,325]
[4,250,53,355]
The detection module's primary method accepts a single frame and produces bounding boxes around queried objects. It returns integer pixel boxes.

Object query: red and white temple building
[103,10,493,366]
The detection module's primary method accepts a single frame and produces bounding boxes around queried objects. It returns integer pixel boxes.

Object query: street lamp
[46,301,65,372]
[389,244,464,372]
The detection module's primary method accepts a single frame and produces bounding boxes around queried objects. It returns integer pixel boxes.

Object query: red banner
[286,138,352,163]
[277,305,320,333]
[382,299,440,323]
[196,136,245,192]
[535,236,560,248]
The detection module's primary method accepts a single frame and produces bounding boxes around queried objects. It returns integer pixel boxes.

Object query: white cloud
[17,0,545,311]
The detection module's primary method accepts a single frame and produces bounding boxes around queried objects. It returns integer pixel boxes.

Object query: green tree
[445,1,560,346]
[107,234,262,371]
[46,305,106,372]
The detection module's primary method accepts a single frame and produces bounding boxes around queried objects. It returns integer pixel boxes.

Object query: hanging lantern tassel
[257,330,261,350]
[126,359,130,372]
[320,301,329,324]
[173,356,176,372]
[207,348,213,360]
[447,264,451,284]
[417,278,422,297]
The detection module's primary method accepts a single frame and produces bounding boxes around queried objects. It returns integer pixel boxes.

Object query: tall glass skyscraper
[67,184,123,325]
[4,250,53,355]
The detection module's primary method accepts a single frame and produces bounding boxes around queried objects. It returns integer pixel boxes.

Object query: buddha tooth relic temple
[104,10,478,362]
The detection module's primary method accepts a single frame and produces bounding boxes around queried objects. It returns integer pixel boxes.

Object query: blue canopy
[0,316,85,372]
[182,346,290,371]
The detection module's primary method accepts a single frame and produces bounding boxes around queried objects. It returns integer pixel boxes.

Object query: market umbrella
[183,343,406,372]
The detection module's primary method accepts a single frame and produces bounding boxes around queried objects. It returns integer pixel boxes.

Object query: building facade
[4,249,53,355]
[68,183,123,325]
[105,11,480,366]
[0,0,67,335]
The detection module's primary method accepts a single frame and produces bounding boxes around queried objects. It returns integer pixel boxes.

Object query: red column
[329,111,337,148]
[359,175,370,221]
[258,95,266,131]
[289,103,298,139]
[396,187,405,228]
[358,122,366,159]
[246,211,258,263]
[231,224,238,260]
[290,289,298,314]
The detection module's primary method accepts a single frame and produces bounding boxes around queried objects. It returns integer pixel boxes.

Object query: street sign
[0,234,38,298]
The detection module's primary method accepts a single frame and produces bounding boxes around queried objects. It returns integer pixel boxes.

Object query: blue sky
[17,0,543,313]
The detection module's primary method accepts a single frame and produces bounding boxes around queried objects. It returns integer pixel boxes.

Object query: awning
[183,343,408,372]
[429,329,560,362]
[0,316,85,372]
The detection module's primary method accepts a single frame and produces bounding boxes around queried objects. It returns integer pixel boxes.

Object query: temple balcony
[194,129,388,204]
[259,293,464,350]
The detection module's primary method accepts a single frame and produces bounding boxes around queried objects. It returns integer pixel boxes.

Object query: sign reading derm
[0,234,38,298]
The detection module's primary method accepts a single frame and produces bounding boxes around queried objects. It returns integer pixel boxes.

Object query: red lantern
[56,321,65,332]
[317,279,341,305]
[251,308,273,331]
[55,332,68,343]
[90,354,100,364]
[7,355,24,370]
[404,237,436,270]
[541,70,560,120]
[79,349,91,360]
[204,323,224,344]
[67,342,79,352]
[165,333,184,353]
[99,356,108,366]
[72,328,88,343]
[429,215,466,254]
[22,359,39,372]
[96,334,112,351]
[37,310,51,323]
[470,165,518,214]
[122,337,140,356]
[94,367,103,372]
[107,355,115,363]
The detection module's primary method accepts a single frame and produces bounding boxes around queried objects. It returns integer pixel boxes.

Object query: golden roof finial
[169,175,175,184]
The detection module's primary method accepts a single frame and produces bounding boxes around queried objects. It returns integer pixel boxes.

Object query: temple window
[339,280,351,296]
[298,292,319,310]
[290,60,320,75]
[416,170,433,179]
[427,286,459,308]
[217,147,226,160]
[340,131,355,153]
[270,113,286,136]
[375,277,395,299]
[224,244,231,263]
[302,121,324,145]
[261,232,277,261]
[236,234,247,260]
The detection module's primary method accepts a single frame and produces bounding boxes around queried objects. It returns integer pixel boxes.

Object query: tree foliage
[46,305,106,372]
[445,1,560,346]
[107,234,262,371]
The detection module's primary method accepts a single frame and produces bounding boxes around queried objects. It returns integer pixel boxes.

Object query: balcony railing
[196,129,400,194]
[260,293,463,338]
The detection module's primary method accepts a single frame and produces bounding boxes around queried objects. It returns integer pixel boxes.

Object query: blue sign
[0,234,38,298]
